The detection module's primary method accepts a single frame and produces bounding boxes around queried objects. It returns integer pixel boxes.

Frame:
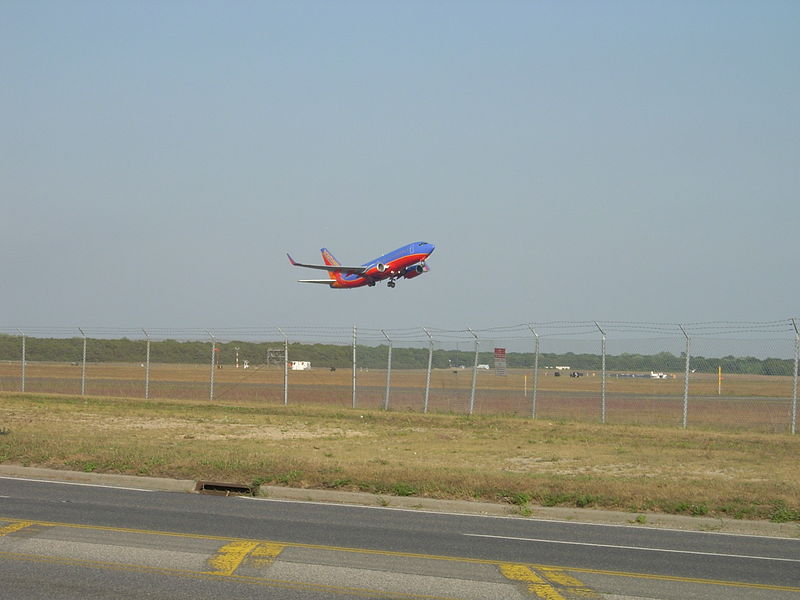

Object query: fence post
[278,328,288,406]
[468,328,479,415]
[679,324,690,429]
[527,325,539,419]
[207,331,216,402]
[79,328,87,396]
[17,329,25,393]
[595,322,606,424]
[792,318,799,435]
[382,330,392,410]
[142,329,151,399]
[423,328,433,413]
[352,325,357,409]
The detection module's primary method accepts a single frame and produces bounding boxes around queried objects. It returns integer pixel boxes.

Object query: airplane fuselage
[333,242,434,288]
[288,242,435,289]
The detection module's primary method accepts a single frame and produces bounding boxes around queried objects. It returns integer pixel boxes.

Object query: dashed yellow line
[0,521,34,536]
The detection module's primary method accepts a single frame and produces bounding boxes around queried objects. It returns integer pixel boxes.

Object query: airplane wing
[297,279,335,285]
[287,254,366,275]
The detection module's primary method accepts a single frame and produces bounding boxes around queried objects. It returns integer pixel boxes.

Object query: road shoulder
[1,464,797,539]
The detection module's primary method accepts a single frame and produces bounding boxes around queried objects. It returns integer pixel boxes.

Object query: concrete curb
[0,465,195,493]
[1,465,797,539]
[258,484,800,538]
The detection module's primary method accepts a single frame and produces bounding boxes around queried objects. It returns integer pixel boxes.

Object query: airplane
[287,241,435,288]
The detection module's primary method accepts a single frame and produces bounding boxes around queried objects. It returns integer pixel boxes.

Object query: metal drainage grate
[194,481,255,496]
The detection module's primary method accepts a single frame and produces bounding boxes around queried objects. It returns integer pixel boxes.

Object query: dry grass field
[0,387,798,524]
[0,361,796,432]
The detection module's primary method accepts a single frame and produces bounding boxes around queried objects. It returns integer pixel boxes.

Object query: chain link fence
[1,320,798,433]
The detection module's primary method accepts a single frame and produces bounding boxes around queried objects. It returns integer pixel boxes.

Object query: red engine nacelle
[364,262,388,277]
[402,263,427,279]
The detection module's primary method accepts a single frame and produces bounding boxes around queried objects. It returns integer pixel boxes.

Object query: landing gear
[368,281,376,287]
[387,281,396,288]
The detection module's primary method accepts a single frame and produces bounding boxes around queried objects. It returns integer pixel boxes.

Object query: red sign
[494,348,507,376]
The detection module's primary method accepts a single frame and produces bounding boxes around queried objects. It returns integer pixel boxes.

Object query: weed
[507,492,531,506]
[276,470,302,484]
[770,501,800,523]
[541,492,573,507]
[575,494,601,508]
[690,504,709,517]
[324,479,352,489]
[392,483,417,497]
[633,515,647,525]
[671,501,691,514]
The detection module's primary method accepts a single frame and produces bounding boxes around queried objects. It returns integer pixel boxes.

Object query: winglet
[287,253,298,266]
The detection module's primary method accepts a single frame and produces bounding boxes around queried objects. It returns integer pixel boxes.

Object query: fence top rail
[1,319,798,342]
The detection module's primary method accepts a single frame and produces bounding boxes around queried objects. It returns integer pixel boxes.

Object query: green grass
[0,391,798,522]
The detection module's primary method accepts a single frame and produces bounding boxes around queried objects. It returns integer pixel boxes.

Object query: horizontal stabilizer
[297,279,335,285]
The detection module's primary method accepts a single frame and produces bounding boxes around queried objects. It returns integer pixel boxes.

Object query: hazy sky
[2,0,798,332]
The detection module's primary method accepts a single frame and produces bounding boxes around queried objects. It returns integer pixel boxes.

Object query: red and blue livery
[287,242,435,288]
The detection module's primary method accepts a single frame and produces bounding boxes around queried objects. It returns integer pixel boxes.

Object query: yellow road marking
[0,521,34,536]
[205,541,285,575]
[248,542,284,567]
[538,566,602,598]
[500,564,567,600]
[1,516,798,594]
[565,564,800,591]
[205,540,259,575]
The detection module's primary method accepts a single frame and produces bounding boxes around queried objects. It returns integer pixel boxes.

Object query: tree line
[0,334,794,376]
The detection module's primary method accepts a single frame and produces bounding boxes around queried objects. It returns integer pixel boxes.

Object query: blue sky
[2,1,798,331]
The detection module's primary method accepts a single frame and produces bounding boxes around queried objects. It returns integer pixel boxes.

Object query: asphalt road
[0,475,798,599]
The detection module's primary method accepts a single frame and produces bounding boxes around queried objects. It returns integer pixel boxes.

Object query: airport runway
[0,475,798,599]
